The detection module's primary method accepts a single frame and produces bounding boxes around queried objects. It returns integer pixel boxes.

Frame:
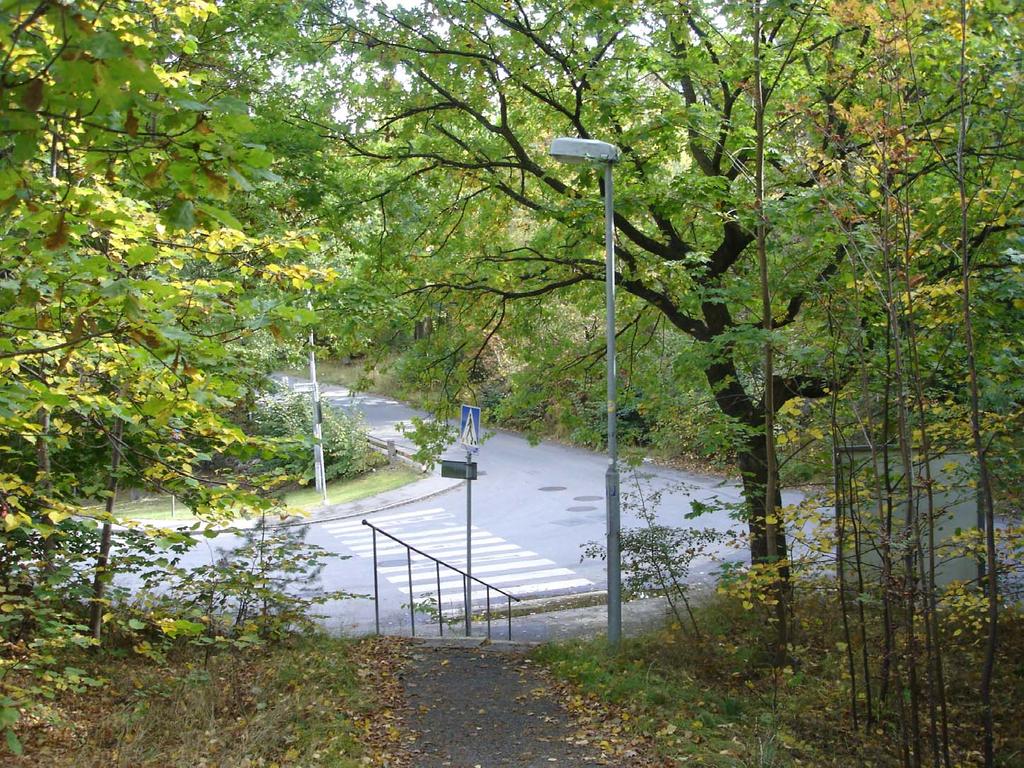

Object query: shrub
[584,475,731,638]
[249,388,382,484]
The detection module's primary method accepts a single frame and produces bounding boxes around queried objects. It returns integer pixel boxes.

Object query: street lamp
[549,136,622,650]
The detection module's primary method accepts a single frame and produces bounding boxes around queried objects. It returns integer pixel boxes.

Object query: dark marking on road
[573,495,603,501]
[566,505,597,512]
[538,486,566,491]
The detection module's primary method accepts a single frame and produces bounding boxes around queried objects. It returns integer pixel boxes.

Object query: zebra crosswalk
[320,390,400,407]
[324,507,593,608]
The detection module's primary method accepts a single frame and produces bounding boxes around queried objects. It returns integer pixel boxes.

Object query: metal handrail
[362,519,521,640]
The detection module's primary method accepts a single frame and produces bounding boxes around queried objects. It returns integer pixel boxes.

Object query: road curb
[107,475,464,536]
[268,476,465,529]
[512,589,608,615]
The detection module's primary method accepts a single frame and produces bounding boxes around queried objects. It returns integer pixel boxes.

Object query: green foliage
[249,389,383,483]
[127,522,355,649]
[0,518,110,749]
[1,0,1022,758]
[584,476,732,636]
[397,416,457,469]
[301,0,1024,566]
[535,595,1024,766]
[0,0,352,753]
[53,636,395,766]
[0,516,357,752]
[532,626,767,766]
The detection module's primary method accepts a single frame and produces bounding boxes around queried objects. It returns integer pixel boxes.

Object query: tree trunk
[737,434,788,571]
[36,408,56,569]
[89,420,124,642]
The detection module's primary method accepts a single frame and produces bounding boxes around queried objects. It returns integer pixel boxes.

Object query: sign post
[459,404,480,636]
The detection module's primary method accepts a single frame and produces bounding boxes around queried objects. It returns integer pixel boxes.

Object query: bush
[127,522,354,648]
[584,475,730,638]
[249,389,382,484]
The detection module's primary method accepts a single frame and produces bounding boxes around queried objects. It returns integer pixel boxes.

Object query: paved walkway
[401,645,611,767]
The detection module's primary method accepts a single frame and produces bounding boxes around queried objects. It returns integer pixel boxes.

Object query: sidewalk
[400,645,631,767]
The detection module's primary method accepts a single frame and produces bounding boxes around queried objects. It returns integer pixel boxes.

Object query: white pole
[308,311,328,505]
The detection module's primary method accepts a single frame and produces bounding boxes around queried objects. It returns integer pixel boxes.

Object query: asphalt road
[148,377,800,640]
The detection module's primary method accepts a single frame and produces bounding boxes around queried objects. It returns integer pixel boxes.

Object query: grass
[533,593,1024,767]
[533,631,768,767]
[95,467,422,522]
[14,636,408,768]
[279,467,422,509]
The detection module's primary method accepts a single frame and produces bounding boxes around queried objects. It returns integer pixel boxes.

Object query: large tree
[310,0,864,566]
[311,0,1023,568]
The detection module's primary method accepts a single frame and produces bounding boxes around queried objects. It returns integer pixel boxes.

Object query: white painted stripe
[402,559,557,584]
[335,524,479,540]
[391,567,575,589]
[327,527,456,547]
[327,506,447,528]
[328,516,453,538]
[376,550,542,574]
[348,536,504,557]
[492,577,594,595]
[328,517,459,538]
[340,529,472,551]
[354,546,504,563]
[373,545,521,570]
[327,507,448,532]
[325,507,448,532]
[376,528,477,545]
[355,543,520,562]
[427,550,542,566]
[400,577,593,597]
[389,543,523,561]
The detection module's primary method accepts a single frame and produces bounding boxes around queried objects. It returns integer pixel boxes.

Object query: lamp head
[549,137,619,165]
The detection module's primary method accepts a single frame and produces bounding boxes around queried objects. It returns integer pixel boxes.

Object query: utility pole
[308,308,328,505]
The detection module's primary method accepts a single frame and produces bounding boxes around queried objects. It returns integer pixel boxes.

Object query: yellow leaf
[47,509,72,524]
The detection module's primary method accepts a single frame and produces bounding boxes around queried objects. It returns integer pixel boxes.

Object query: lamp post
[549,137,621,650]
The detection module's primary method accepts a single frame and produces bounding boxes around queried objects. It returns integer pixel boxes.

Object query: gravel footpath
[400,645,609,768]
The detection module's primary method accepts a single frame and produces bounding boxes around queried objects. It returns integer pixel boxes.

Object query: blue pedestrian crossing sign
[460,404,481,452]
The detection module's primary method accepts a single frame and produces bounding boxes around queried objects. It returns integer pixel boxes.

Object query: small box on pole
[440,460,478,480]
